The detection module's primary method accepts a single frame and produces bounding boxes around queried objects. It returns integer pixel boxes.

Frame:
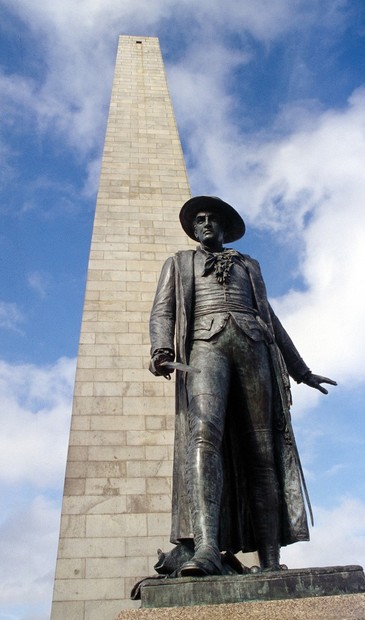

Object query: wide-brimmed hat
[179,196,245,243]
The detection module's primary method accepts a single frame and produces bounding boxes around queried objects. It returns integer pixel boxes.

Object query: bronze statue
[149,196,336,577]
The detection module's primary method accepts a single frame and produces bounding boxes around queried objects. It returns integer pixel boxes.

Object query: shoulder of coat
[174,249,196,261]
[238,253,259,266]
[175,249,196,256]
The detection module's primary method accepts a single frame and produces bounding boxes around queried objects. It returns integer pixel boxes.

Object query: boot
[248,431,281,572]
[180,445,223,576]
[259,543,281,571]
[180,543,222,576]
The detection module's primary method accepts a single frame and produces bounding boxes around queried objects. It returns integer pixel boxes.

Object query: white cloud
[0,301,25,331]
[0,139,16,190]
[281,496,365,569]
[1,0,346,159]
[167,42,249,180]
[0,357,75,618]
[0,357,75,487]
[173,77,365,390]
[194,0,347,41]
[0,494,60,619]
[261,91,365,385]
[1,0,173,155]
[82,155,103,198]
[27,271,49,298]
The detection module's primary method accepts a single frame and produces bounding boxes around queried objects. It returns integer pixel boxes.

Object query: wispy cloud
[27,271,50,298]
[169,53,365,392]
[2,0,348,158]
[0,356,75,486]
[0,494,60,619]
[0,356,75,618]
[281,496,365,568]
[265,95,365,384]
[0,301,25,331]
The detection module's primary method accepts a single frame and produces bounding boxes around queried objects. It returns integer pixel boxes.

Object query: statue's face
[193,210,225,250]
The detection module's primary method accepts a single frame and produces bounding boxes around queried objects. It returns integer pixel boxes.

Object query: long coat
[150,249,311,553]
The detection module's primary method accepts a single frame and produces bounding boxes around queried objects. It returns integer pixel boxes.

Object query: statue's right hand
[149,349,175,378]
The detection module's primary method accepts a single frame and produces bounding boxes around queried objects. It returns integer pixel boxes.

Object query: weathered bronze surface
[149,195,337,579]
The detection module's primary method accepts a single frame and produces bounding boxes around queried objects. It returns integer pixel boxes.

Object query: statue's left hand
[302,372,337,394]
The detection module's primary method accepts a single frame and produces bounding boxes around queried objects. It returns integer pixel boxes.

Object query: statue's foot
[180,545,222,577]
[262,564,282,572]
[259,544,282,572]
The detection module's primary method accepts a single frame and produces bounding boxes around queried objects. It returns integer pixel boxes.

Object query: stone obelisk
[51,35,193,619]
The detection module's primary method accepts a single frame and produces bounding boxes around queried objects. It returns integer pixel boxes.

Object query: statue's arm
[149,257,176,377]
[269,306,309,382]
[269,305,337,394]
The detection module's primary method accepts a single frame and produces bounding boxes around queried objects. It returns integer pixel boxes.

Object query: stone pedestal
[115,565,365,620]
[139,565,365,608]
[115,593,365,620]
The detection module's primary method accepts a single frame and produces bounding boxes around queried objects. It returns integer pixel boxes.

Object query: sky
[0,1,365,618]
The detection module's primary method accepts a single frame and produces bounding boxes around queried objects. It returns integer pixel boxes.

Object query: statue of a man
[149,196,336,577]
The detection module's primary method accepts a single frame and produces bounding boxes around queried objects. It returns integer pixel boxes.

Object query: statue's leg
[245,429,281,570]
[180,339,229,576]
[235,335,281,570]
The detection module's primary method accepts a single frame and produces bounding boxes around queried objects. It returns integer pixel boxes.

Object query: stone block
[146,478,172,495]
[59,536,126,559]
[146,513,172,537]
[62,495,127,515]
[126,430,174,446]
[85,513,148,538]
[55,558,86,579]
[85,600,128,620]
[64,478,86,496]
[51,601,84,620]
[125,536,172,558]
[87,445,145,462]
[126,460,172,479]
[60,514,86,538]
[85,477,146,496]
[90,415,145,432]
[53,577,124,601]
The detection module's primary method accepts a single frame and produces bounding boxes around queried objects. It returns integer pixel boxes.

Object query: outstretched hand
[302,373,337,394]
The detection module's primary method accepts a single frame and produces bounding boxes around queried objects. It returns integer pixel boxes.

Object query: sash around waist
[194,301,257,318]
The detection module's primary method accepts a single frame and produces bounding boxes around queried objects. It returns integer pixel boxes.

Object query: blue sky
[0,1,365,618]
